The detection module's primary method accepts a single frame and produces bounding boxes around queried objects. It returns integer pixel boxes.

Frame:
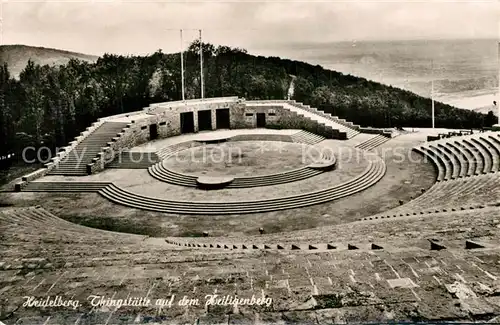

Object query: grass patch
[60,214,162,236]
[0,163,41,186]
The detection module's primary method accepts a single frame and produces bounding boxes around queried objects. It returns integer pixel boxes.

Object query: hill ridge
[0,44,98,78]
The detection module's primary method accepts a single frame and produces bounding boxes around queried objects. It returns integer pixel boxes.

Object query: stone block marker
[327,244,336,250]
[465,240,485,249]
[348,244,359,250]
[429,239,446,251]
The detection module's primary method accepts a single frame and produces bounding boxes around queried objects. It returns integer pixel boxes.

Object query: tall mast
[497,17,500,124]
[199,29,204,99]
[180,29,185,101]
[431,60,435,129]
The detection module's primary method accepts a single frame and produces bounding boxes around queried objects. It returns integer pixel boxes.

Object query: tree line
[0,41,496,160]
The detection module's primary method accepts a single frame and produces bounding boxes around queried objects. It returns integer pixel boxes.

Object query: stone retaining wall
[359,127,393,137]
[18,120,107,188]
[22,97,365,180]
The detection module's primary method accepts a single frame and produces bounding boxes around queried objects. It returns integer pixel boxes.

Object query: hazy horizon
[1,0,497,56]
[1,37,498,58]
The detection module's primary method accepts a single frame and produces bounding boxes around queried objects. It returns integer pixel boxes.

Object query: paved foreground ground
[2,128,500,324]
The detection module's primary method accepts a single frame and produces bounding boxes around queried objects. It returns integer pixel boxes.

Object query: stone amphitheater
[1,96,500,324]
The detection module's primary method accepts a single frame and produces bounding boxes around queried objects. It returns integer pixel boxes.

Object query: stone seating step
[437,143,468,178]
[148,162,326,189]
[471,137,495,173]
[429,145,459,179]
[100,157,385,215]
[365,174,498,218]
[355,134,390,151]
[413,147,445,181]
[457,140,483,175]
[280,103,359,139]
[22,182,111,192]
[464,138,491,174]
[416,132,500,182]
[448,141,475,176]
[290,130,326,145]
[482,136,500,171]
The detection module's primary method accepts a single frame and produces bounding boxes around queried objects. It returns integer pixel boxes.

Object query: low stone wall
[229,134,293,142]
[98,111,145,121]
[359,127,393,137]
[147,97,239,115]
[23,97,369,178]
[148,96,239,109]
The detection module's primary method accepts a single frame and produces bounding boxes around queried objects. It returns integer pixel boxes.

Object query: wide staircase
[413,131,500,182]
[21,181,111,192]
[101,154,384,215]
[285,101,360,139]
[106,151,159,169]
[245,101,360,139]
[290,130,326,145]
[48,122,128,175]
[355,134,391,151]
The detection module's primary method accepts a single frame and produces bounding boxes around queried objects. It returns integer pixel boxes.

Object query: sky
[1,0,499,56]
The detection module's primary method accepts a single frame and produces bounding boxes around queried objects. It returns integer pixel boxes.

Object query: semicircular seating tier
[0,206,147,244]
[148,163,332,188]
[149,132,334,188]
[412,131,500,182]
[148,153,335,189]
[360,172,500,221]
[99,154,385,215]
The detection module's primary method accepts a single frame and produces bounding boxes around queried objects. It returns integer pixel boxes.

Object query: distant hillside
[474,104,498,116]
[0,45,98,78]
[0,41,496,157]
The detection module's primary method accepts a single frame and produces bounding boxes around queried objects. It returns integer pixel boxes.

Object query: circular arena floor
[18,128,436,230]
[165,141,319,177]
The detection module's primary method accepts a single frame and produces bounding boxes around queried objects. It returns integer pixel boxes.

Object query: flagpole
[497,18,500,124]
[199,29,204,99]
[180,29,185,101]
[431,60,435,129]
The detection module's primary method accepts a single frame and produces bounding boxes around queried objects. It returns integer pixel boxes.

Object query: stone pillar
[193,108,199,133]
[211,109,217,130]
